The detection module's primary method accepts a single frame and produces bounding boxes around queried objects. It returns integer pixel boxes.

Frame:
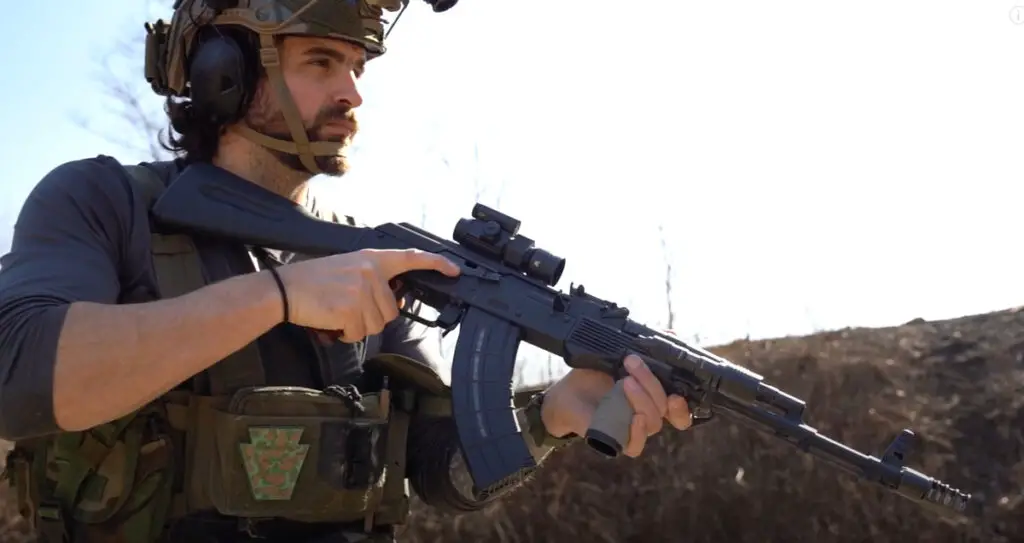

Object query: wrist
[248,269,288,326]
[263,266,290,324]
[539,397,567,438]
[536,390,577,440]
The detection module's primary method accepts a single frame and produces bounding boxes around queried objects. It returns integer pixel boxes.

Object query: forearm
[53,270,283,432]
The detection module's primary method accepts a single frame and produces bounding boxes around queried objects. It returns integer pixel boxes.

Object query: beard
[245,100,359,177]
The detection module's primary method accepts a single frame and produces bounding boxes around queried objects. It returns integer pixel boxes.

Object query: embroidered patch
[239,427,310,500]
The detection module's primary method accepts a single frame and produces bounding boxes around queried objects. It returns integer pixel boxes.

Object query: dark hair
[158,97,224,164]
[158,27,265,164]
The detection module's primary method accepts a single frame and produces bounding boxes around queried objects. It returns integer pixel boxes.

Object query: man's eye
[310,58,330,68]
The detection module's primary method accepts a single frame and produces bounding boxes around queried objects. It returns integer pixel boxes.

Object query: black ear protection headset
[423,0,458,11]
[187,28,261,126]
[179,0,460,125]
[183,0,261,126]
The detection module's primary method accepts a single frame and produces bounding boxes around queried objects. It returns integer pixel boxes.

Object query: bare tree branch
[76,0,174,161]
[657,223,676,330]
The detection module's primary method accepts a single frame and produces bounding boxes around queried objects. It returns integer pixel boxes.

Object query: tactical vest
[3,162,458,543]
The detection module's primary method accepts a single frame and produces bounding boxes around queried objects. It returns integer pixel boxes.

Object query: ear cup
[187,30,249,124]
[423,0,458,12]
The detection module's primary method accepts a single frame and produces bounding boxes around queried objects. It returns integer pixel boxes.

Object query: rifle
[150,162,977,518]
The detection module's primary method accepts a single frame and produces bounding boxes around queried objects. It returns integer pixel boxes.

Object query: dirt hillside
[400,308,1024,543]
[1,308,1021,542]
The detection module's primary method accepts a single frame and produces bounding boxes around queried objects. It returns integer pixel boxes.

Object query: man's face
[244,35,366,176]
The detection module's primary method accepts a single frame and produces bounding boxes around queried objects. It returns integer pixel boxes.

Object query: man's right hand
[275,249,460,342]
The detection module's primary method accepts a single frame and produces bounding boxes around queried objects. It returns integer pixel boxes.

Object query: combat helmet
[144,0,455,174]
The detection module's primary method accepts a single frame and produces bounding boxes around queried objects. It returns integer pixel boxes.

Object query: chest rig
[3,162,441,543]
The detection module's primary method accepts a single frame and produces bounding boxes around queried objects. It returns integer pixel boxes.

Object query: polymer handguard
[150,163,980,518]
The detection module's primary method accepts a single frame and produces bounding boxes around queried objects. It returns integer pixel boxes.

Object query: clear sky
[2,1,1023,384]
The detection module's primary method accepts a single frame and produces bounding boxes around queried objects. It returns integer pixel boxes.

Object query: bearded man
[0,1,692,542]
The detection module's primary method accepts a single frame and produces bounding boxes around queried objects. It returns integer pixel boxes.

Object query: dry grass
[401,308,1024,543]
[2,308,1022,542]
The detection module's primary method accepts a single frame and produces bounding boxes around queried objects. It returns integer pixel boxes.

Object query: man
[0,1,692,541]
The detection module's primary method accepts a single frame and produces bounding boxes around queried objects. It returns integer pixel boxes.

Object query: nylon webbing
[124,164,267,394]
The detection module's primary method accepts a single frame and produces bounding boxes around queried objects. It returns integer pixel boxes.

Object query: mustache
[311,105,358,134]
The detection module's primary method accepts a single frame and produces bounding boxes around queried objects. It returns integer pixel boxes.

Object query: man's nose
[332,70,363,109]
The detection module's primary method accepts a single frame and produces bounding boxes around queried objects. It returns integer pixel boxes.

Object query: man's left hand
[540,337,693,458]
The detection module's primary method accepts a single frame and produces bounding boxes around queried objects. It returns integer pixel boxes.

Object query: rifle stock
[150,163,979,519]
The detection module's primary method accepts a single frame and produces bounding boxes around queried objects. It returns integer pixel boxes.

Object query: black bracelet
[266,266,290,323]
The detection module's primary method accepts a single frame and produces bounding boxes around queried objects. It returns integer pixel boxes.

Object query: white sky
[2,0,1022,384]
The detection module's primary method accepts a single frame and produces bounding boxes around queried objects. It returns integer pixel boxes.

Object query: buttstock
[150,162,367,256]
